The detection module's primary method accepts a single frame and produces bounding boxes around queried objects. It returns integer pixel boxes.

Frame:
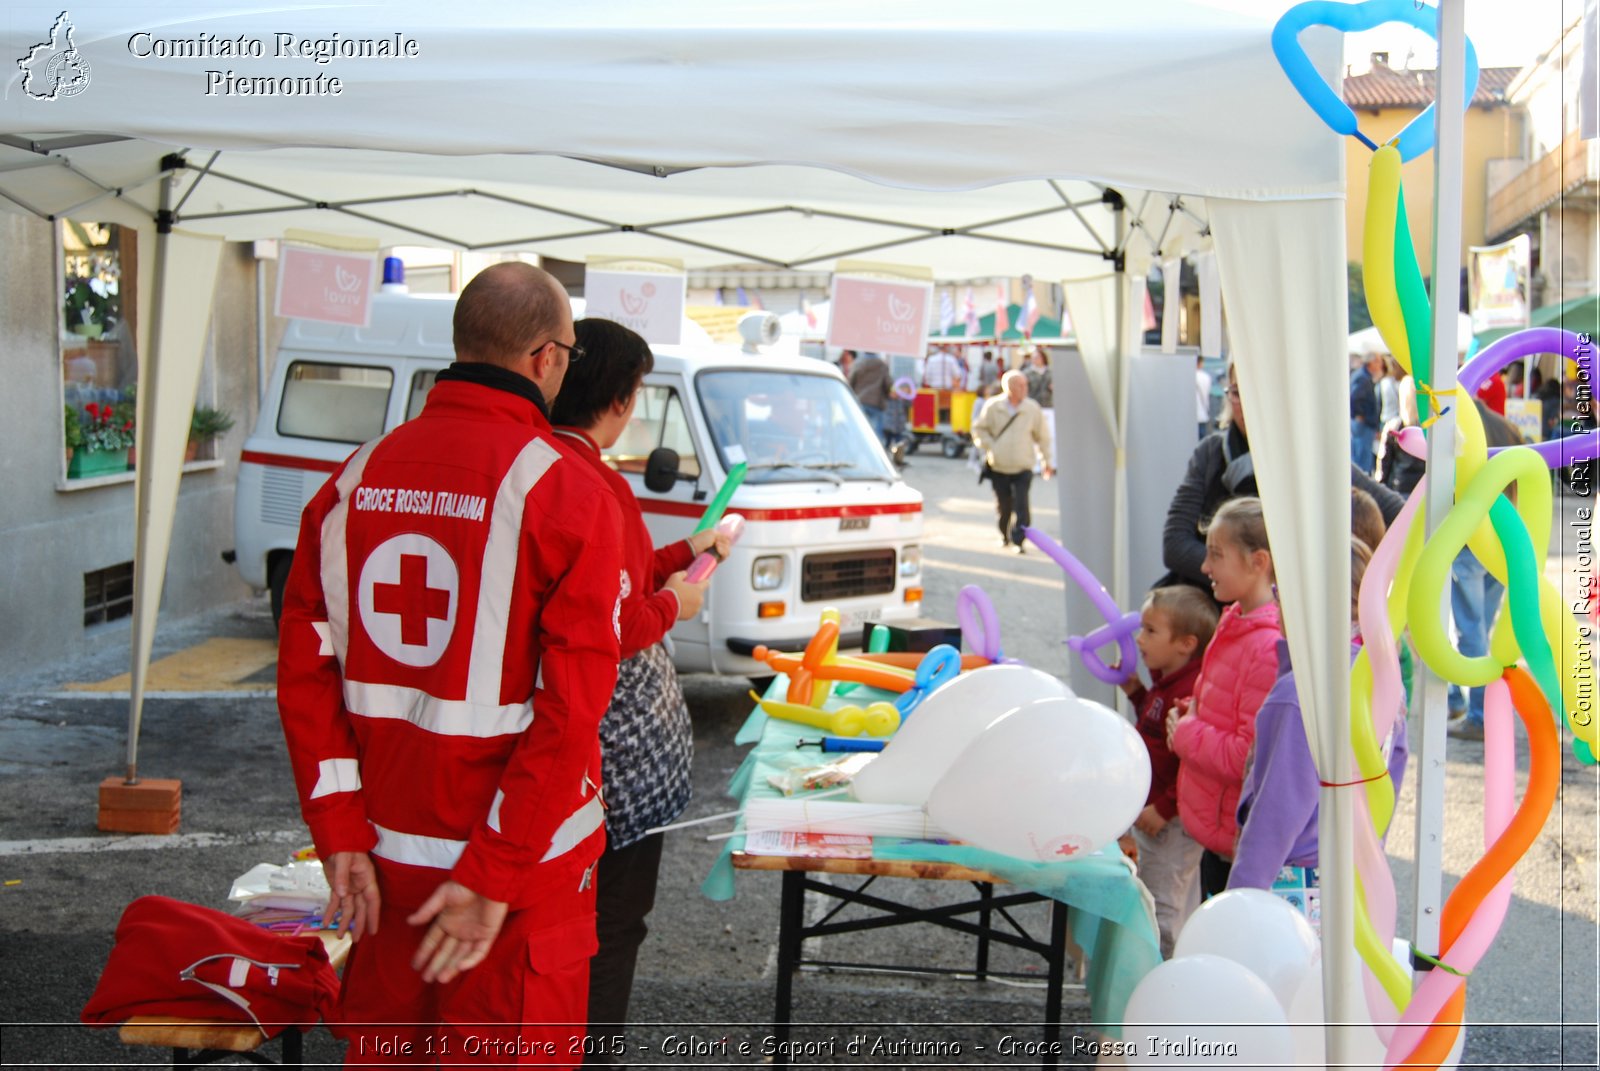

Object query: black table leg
[1042,901,1068,1069]
[975,882,993,981]
[771,870,805,1070]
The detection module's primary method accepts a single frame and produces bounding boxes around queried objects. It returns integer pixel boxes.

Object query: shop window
[61,222,138,481]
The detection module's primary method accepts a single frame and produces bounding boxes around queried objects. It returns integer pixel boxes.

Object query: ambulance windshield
[695,370,896,484]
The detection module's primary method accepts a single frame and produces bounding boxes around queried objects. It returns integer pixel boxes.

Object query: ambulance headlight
[899,545,921,577]
[751,556,786,591]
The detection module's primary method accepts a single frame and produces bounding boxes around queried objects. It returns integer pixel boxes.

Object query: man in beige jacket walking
[971,370,1054,553]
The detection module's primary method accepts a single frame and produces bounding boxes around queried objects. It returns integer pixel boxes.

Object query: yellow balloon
[1362,147,1412,372]
[1354,876,1412,1011]
[1408,448,1550,688]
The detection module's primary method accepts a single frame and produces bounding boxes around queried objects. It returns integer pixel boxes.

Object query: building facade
[0,212,262,679]
[1488,17,1599,308]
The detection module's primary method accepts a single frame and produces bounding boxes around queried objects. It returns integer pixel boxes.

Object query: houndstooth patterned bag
[597,642,694,849]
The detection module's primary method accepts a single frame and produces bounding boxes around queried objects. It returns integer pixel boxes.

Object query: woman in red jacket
[550,319,730,1062]
[1166,496,1281,899]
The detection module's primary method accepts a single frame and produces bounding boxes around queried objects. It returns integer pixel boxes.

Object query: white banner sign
[583,260,687,345]
[1469,235,1530,334]
[826,261,933,358]
[1505,397,1543,443]
[274,245,375,327]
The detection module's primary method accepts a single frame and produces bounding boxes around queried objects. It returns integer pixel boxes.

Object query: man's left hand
[407,880,509,984]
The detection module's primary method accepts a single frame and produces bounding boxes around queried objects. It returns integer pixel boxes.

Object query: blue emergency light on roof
[381,256,407,293]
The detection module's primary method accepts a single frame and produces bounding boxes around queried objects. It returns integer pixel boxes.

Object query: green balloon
[1487,496,1566,725]
[1392,186,1434,390]
[693,461,747,534]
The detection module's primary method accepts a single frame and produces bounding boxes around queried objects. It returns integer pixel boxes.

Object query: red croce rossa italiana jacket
[277,376,624,910]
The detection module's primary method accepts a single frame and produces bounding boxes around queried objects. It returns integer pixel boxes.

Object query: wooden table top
[730,849,1006,884]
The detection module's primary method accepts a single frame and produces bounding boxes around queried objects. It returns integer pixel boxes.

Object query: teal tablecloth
[701,677,1161,1035]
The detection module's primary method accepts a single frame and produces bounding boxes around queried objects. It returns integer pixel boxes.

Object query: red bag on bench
[82,895,340,1038]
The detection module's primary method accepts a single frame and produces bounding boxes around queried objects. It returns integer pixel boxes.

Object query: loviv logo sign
[274,246,375,328]
[827,275,932,359]
[17,10,92,101]
[585,269,685,345]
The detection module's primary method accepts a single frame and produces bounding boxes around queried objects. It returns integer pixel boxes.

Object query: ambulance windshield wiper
[744,461,851,484]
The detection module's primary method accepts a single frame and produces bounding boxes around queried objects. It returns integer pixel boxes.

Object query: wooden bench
[117,931,350,1069]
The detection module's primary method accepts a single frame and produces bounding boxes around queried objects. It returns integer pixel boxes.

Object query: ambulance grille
[260,467,307,528]
[801,549,897,603]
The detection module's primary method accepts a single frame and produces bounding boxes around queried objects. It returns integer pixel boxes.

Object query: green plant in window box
[188,404,235,461]
[64,403,84,465]
[69,401,136,478]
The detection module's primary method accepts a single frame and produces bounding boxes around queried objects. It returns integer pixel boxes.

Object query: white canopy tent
[3,0,1368,1048]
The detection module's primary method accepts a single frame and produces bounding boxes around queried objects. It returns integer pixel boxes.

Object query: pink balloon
[1384,678,1516,1067]
[1352,481,1423,1039]
[1359,478,1424,753]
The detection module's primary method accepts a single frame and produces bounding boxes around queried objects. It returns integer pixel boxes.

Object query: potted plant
[69,401,135,478]
[63,403,83,468]
[63,273,120,339]
[188,404,235,462]
[115,386,136,468]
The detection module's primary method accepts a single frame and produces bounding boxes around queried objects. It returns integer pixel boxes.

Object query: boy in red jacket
[1120,585,1218,958]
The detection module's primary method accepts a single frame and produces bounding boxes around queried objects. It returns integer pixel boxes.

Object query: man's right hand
[324,851,381,940]
[664,571,708,620]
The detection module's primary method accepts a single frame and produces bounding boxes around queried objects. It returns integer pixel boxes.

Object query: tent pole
[1413,0,1467,986]
[124,174,175,785]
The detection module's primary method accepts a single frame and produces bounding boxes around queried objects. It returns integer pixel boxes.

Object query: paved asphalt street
[1,451,1596,1068]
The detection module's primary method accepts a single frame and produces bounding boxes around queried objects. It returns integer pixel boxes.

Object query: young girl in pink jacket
[1166,496,1281,899]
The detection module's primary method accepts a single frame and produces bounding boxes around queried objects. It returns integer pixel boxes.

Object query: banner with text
[827,261,934,358]
[274,244,376,327]
[584,258,687,345]
[1469,235,1530,334]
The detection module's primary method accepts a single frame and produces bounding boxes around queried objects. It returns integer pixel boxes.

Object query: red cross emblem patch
[356,534,459,666]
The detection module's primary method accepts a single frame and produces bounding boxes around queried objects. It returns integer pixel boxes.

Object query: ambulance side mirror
[644,448,682,494]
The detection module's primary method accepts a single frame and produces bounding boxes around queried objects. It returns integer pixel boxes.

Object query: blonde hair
[1145,586,1220,651]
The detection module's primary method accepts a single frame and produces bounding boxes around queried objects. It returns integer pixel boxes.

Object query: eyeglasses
[536,338,586,363]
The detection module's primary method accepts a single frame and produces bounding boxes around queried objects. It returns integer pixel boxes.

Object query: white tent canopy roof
[2,0,1339,277]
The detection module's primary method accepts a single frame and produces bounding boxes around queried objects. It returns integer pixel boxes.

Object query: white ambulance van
[233,293,925,675]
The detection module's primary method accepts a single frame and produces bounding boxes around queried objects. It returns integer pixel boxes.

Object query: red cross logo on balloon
[357,534,459,666]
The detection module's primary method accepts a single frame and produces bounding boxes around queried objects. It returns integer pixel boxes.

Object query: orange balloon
[852,651,992,671]
[1402,667,1560,1066]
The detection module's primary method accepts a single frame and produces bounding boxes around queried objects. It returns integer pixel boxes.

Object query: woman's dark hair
[549,318,654,429]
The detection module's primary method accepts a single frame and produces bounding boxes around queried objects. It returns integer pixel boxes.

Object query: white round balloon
[1124,953,1293,1068]
[924,694,1148,861]
[850,665,1071,806]
[1173,888,1319,1011]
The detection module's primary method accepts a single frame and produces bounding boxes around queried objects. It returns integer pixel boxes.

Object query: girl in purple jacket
[1227,537,1409,904]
